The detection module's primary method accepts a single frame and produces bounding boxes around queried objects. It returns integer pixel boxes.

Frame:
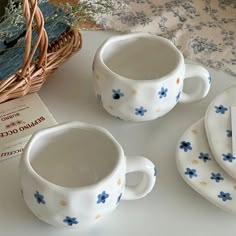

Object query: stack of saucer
[176,86,236,214]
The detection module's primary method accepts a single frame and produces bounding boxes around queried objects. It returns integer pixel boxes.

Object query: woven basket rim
[0,0,82,103]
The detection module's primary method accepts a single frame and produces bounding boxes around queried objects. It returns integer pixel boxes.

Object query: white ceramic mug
[19,122,156,229]
[93,33,211,122]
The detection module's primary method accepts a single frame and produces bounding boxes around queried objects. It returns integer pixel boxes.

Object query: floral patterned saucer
[176,118,236,214]
[205,86,236,179]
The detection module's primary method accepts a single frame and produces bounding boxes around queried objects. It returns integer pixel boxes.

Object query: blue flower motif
[218,191,232,202]
[185,168,197,178]
[198,152,211,162]
[34,191,46,204]
[97,191,109,204]
[211,173,224,182]
[154,167,157,177]
[116,193,122,205]
[227,130,232,137]
[63,216,78,226]
[112,89,124,100]
[176,91,181,101]
[222,153,236,162]
[215,105,228,114]
[180,141,192,152]
[135,106,147,116]
[158,87,168,99]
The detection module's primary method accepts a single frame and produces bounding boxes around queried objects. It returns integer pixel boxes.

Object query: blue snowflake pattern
[218,191,232,202]
[112,89,124,100]
[97,191,109,204]
[63,216,78,226]
[34,191,46,204]
[211,173,224,183]
[180,141,192,152]
[215,105,228,114]
[158,87,168,99]
[198,152,211,162]
[185,168,197,178]
[226,130,232,137]
[135,106,147,116]
[222,153,236,162]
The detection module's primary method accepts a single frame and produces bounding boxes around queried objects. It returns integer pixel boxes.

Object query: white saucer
[176,118,236,214]
[205,86,236,179]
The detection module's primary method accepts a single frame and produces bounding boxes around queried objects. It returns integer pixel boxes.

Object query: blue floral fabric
[98,0,236,76]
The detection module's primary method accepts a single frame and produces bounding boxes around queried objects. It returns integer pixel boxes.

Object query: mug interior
[102,35,181,80]
[28,126,120,188]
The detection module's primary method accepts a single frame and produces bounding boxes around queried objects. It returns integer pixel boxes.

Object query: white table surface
[1,31,236,236]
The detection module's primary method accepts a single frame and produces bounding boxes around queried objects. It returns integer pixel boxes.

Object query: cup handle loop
[122,156,156,200]
[179,64,211,103]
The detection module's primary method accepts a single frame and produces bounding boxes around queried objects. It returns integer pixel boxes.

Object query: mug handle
[179,64,211,103]
[122,156,156,200]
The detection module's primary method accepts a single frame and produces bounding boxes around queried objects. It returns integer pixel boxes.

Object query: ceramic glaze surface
[176,118,236,214]
[102,37,180,80]
[93,33,211,122]
[30,128,119,187]
[205,86,236,179]
[20,122,156,229]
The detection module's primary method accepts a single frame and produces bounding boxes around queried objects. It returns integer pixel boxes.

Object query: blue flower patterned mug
[93,33,211,122]
[19,121,156,229]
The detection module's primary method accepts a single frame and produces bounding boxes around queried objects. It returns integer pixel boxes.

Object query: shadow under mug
[19,121,156,229]
[93,33,211,122]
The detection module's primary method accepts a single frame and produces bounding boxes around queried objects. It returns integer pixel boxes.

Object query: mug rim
[21,121,124,191]
[96,32,184,83]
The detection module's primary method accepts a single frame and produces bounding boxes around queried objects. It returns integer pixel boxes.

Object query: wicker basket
[0,0,82,103]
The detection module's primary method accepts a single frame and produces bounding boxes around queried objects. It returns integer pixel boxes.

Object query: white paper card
[231,106,236,158]
[0,93,57,161]
[0,140,27,160]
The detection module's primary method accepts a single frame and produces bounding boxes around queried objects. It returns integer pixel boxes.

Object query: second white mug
[19,121,156,229]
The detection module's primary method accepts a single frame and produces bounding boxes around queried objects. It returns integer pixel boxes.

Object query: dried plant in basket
[0,0,122,103]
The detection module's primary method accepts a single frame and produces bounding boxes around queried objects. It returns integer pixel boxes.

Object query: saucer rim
[204,86,236,179]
